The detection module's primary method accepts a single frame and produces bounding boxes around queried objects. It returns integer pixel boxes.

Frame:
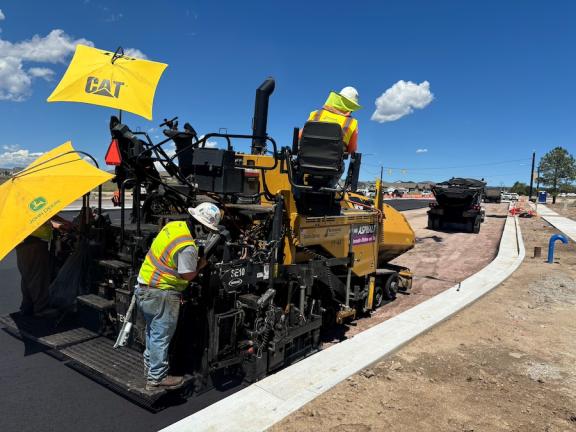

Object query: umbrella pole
[119,109,122,122]
[98,185,102,217]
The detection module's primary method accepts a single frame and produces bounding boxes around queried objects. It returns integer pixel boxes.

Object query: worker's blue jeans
[135,286,181,382]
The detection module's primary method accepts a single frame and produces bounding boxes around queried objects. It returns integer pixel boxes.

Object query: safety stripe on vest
[148,234,196,288]
[146,251,179,277]
[312,109,324,121]
[159,236,195,263]
[341,116,353,142]
[147,252,179,288]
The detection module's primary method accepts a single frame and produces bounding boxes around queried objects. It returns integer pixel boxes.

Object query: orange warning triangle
[105,139,122,166]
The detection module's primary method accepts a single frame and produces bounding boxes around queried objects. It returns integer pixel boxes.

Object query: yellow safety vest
[31,224,52,242]
[138,221,197,291]
[307,107,358,148]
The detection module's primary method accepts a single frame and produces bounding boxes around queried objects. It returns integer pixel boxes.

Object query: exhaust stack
[251,78,275,155]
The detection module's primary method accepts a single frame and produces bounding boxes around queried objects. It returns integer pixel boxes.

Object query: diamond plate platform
[0,313,97,349]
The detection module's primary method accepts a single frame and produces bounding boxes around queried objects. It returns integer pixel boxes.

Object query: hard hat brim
[187,208,219,231]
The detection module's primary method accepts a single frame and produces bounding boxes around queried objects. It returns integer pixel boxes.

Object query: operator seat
[292,121,345,216]
[297,121,344,187]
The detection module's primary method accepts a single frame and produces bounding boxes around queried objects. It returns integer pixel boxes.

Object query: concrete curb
[535,205,576,242]
[160,215,525,432]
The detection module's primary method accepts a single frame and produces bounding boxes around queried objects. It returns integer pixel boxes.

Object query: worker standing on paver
[307,86,362,154]
[136,202,221,390]
[15,216,73,317]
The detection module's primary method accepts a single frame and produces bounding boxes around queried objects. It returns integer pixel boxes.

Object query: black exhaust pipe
[251,78,275,155]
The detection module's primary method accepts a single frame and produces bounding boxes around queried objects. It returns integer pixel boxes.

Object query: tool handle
[113,294,137,349]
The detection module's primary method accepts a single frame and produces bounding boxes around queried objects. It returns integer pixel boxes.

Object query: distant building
[0,167,23,176]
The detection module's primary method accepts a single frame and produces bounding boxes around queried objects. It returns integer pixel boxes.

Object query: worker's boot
[146,375,184,391]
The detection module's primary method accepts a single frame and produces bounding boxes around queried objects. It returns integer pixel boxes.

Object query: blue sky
[0,0,574,185]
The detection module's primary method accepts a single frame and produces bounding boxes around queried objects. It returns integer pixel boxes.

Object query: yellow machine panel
[293,210,379,277]
[379,203,416,264]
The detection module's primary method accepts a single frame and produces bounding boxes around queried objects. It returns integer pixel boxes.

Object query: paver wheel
[383,273,400,300]
[372,283,384,310]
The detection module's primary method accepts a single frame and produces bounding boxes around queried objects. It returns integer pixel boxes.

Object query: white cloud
[0,57,32,101]
[371,80,434,123]
[0,28,92,101]
[28,67,55,81]
[124,48,147,60]
[416,148,428,153]
[0,29,93,63]
[197,135,220,149]
[0,148,44,168]
[0,9,5,21]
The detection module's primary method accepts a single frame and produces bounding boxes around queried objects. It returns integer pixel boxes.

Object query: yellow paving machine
[1,79,415,409]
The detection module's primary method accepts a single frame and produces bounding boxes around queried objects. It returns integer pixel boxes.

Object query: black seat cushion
[298,121,344,176]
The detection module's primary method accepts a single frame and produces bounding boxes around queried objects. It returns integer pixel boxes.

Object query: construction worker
[15,216,73,316]
[136,202,221,391]
[308,86,362,154]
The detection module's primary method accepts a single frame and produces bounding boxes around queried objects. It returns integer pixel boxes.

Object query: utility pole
[528,151,535,201]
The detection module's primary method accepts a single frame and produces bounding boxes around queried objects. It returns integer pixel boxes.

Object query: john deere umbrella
[0,141,114,261]
[47,45,167,120]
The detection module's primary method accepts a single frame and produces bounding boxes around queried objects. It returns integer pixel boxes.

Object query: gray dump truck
[484,187,502,203]
[428,178,486,234]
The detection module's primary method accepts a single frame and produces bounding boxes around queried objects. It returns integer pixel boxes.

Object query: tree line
[509,147,575,203]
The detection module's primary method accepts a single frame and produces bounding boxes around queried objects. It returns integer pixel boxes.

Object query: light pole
[528,151,535,201]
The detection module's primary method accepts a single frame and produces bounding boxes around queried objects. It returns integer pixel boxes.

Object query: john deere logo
[85,77,125,98]
[29,197,47,212]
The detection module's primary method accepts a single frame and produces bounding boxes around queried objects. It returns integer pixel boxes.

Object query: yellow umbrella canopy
[0,141,114,261]
[47,45,168,120]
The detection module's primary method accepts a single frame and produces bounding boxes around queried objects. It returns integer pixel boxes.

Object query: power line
[361,158,530,172]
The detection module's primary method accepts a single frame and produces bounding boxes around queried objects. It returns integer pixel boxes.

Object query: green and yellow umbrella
[47,45,168,120]
[0,142,114,261]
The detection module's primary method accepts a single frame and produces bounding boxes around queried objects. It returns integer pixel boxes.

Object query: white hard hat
[339,86,359,105]
[187,202,221,231]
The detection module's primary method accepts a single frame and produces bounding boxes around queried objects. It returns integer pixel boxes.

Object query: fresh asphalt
[0,199,431,432]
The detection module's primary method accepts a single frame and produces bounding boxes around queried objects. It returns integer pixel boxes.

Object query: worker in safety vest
[307,86,362,154]
[15,216,73,316]
[136,202,221,390]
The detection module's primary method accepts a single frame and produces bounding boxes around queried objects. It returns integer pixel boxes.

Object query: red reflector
[105,139,122,166]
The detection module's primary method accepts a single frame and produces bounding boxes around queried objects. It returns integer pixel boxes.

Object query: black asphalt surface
[0,199,431,432]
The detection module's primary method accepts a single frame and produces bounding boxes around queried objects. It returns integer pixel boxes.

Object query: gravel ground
[547,199,576,219]
[271,214,576,432]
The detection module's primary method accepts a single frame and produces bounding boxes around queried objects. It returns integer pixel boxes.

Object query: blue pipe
[547,234,568,263]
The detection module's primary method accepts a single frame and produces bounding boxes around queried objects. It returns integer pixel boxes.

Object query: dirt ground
[271,215,576,431]
[548,198,576,219]
[324,203,508,342]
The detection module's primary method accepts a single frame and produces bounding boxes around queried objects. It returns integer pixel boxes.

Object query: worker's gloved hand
[51,219,74,232]
[112,190,121,207]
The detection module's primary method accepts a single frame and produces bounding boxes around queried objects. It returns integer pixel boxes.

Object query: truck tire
[383,273,400,300]
[473,216,481,234]
[428,215,441,230]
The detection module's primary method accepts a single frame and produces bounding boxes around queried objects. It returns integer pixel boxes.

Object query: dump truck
[484,187,502,203]
[1,79,416,409]
[427,177,486,234]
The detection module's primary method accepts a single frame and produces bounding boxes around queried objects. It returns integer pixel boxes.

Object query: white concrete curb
[160,215,525,432]
[536,205,576,242]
